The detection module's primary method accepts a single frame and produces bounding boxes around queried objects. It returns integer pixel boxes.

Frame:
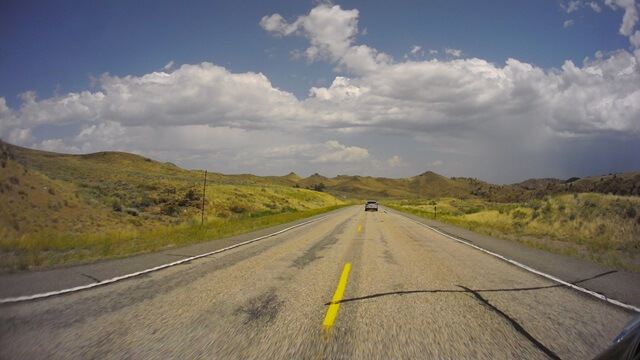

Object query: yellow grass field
[386,194,640,271]
[0,142,346,271]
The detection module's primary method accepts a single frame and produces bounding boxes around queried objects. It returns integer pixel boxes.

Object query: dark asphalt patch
[382,249,398,265]
[290,216,352,269]
[235,291,283,325]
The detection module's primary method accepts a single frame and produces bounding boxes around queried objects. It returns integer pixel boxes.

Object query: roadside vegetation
[386,194,640,271]
[0,142,346,271]
[0,204,345,271]
[3,140,639,273]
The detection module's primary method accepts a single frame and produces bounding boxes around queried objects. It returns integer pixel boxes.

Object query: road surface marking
[357,225,362,232]
[323,263,352,329]
[0,209,348,305]
[393,209,640,313]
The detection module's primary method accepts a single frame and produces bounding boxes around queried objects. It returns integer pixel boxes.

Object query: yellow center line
[323,263,352,330]
[357,225,362,232]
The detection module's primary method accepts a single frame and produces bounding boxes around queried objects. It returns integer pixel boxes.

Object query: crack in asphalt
[325,270,619,359]
[458,285,561,360]
[326,270,619,305]
[78,273,101,283]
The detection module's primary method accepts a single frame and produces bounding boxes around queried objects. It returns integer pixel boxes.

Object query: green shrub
[124,207,139,217]
[111,199,123,212]
[230,205,247,214]
[465,207,482,215]
[184,189,198,201]
[161,203,179,216]
[511,209,527,220]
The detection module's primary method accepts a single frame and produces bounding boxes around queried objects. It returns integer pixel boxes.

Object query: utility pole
[434,205,437,219]
[202,170,207,226]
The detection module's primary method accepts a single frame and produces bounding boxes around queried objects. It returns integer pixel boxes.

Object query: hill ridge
[3,141,639,201]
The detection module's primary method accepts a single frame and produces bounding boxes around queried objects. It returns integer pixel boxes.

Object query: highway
[0,206,636,359]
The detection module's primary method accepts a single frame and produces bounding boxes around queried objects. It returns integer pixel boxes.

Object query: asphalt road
[0,206,637,359]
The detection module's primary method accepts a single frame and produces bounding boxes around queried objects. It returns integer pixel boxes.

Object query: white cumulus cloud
[1,3,639,181]
[605,0,639,36]
[261,4,392,74]
[631,30,640,47]
[265,140,370,164]
[163,60,175,70]
[445,48,462,57]
[565,0,582,13]
[387,155,407,167]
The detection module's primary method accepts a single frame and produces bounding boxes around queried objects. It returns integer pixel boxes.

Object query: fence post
[202,170,207,226]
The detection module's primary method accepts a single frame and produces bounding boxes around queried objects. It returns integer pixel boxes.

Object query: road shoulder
[386,206,640,310]
[0,207,350,300]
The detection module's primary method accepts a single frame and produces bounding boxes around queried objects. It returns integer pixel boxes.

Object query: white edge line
[390,208,640,314]
[0,209,346,305]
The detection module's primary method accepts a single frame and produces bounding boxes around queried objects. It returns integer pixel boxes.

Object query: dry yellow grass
[0,142,345,271]
[387,194,640,271]
[0,204,346,271]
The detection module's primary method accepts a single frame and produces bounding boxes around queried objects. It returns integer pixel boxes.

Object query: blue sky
[1,0,639,183]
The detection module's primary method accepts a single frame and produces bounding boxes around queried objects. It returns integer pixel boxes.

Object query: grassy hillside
[522,173,640,197]
[2,140,637,272]
[0,142,344,271]
[386,194,640,271]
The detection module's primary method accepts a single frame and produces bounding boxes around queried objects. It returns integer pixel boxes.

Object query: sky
[1,0,639,184]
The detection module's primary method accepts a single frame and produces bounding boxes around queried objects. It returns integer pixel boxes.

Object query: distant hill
[286,171,533,202]
[285,170,640,201]
[297,173,334,188]
[514,178,563,190]
[547,173,640,196]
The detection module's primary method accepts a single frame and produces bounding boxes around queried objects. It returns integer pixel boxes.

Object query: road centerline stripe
[323,262,352,329]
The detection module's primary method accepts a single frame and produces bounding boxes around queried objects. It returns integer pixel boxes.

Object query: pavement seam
[390,208,640,313]
[0,209,347,305]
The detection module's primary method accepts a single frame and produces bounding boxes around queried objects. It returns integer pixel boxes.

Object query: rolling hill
[2,140,638,244]
[293,170,640,201]
[2,141,638,271]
